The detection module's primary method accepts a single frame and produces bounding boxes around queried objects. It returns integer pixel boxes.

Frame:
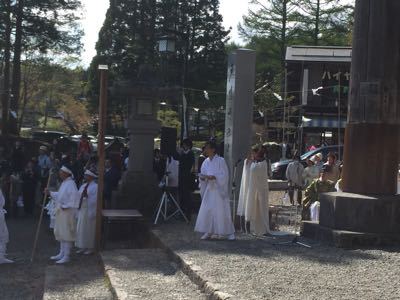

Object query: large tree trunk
[1,0,12,136]
[10,0,24,135]
[18,73,28,133]
[280,0,288,69]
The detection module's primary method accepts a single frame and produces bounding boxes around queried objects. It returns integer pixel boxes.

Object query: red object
[77,139,92,159]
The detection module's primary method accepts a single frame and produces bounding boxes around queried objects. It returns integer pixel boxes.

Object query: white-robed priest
[46,166,80,264]
[0,188,13,264]
[195,141,235,240]
[75,169,98,255]
[245,146,271,236]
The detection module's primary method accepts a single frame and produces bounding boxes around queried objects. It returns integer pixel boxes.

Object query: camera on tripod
[159,171,172,190]
[154,169,188,224]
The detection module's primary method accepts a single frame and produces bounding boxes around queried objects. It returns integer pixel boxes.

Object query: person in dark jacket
[104,158,121,208]
[153,149,166,182]
[175,138,195,220]
[11,141,25,174]
[21,160,39,215]
[197,146,207,174]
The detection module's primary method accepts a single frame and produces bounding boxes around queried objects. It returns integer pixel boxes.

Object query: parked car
[31,130,67,144]
[271,145,344,180]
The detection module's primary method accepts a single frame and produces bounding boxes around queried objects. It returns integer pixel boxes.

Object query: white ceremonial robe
[76,181,98,249]
[50,177,80,242]
[0,190,9,245]
[245,160,270,235]
[195,155,235,235]
[237,159,251,216]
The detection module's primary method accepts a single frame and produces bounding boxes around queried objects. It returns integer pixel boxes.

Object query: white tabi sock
[50,242,64,260]
[0,243,13,264]
[56,242,71,264]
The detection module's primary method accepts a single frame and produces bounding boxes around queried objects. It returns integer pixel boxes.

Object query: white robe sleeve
[54,179,80,209]
[0,189,6,216]
[199,159,209,198]
[212,157,229,190]
[237,159,250,216]
[87,183,98,219]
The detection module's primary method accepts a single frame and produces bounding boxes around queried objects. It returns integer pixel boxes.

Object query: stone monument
[224,49,256,211]
[303,0,400,247]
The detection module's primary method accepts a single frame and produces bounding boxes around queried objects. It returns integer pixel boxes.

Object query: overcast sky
[79,0,250,66]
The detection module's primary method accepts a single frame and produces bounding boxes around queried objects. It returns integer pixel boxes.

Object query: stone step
[101,249,206,300]
[43,255,113,300]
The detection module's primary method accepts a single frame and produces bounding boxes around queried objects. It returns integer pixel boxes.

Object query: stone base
[117,170,161,215]
[320,192,400,234]
[302,192,400,247]
[302,221,400,248]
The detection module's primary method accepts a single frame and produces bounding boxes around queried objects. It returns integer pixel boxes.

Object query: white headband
[84,169,98,178]
[60,166,73,175]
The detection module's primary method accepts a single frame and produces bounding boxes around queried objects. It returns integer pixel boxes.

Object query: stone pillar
[342,0,400,195]
[119,88,161,214]
[224,49,256,201]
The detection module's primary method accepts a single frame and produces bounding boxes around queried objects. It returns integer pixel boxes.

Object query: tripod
[275,195,311,248]
[154,174,189,225]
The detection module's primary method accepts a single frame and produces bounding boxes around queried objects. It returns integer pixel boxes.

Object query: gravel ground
[43,255,113,300]
[101,249,206,300]
[153,220,400,300]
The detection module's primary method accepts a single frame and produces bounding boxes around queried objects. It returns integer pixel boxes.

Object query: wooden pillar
[342,0,400,195]
[96,66,108,251]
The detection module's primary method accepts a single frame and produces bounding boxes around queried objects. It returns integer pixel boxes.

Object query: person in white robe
[237,150,256,218]
[0,188,13,264]
[75,169,98,255]
[302,156,320,188]
[195,141,235,240]
[45,166,80,264]
[286,151,304,205]
[245,147,271,236]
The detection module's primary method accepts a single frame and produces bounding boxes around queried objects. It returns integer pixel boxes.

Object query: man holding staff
[45,166,79,264]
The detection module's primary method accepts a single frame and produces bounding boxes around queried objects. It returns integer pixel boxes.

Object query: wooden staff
[30,171,52,262]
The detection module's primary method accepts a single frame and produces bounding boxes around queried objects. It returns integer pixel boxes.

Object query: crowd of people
[0,134,128,215]
[286,151,342,221]
[154,140,343,240]
[234,145,343,237]
[0,133,129,264]
[0,131,346,263]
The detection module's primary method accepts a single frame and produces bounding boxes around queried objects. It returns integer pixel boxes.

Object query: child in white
[0,189,13,264]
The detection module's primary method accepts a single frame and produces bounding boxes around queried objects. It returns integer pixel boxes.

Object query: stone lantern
[112,65,162,213]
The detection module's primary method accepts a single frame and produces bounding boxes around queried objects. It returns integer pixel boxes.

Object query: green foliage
[19,58,90,134]
[0,0,83,135]
[157,108,181,133]
[240,0,354,114]
[87,0,230,120]
[293,0,354,46]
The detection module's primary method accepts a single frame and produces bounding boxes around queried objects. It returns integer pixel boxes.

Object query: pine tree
[294,0,354,46]
[88,0,230,113]
[239,0,299,68]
